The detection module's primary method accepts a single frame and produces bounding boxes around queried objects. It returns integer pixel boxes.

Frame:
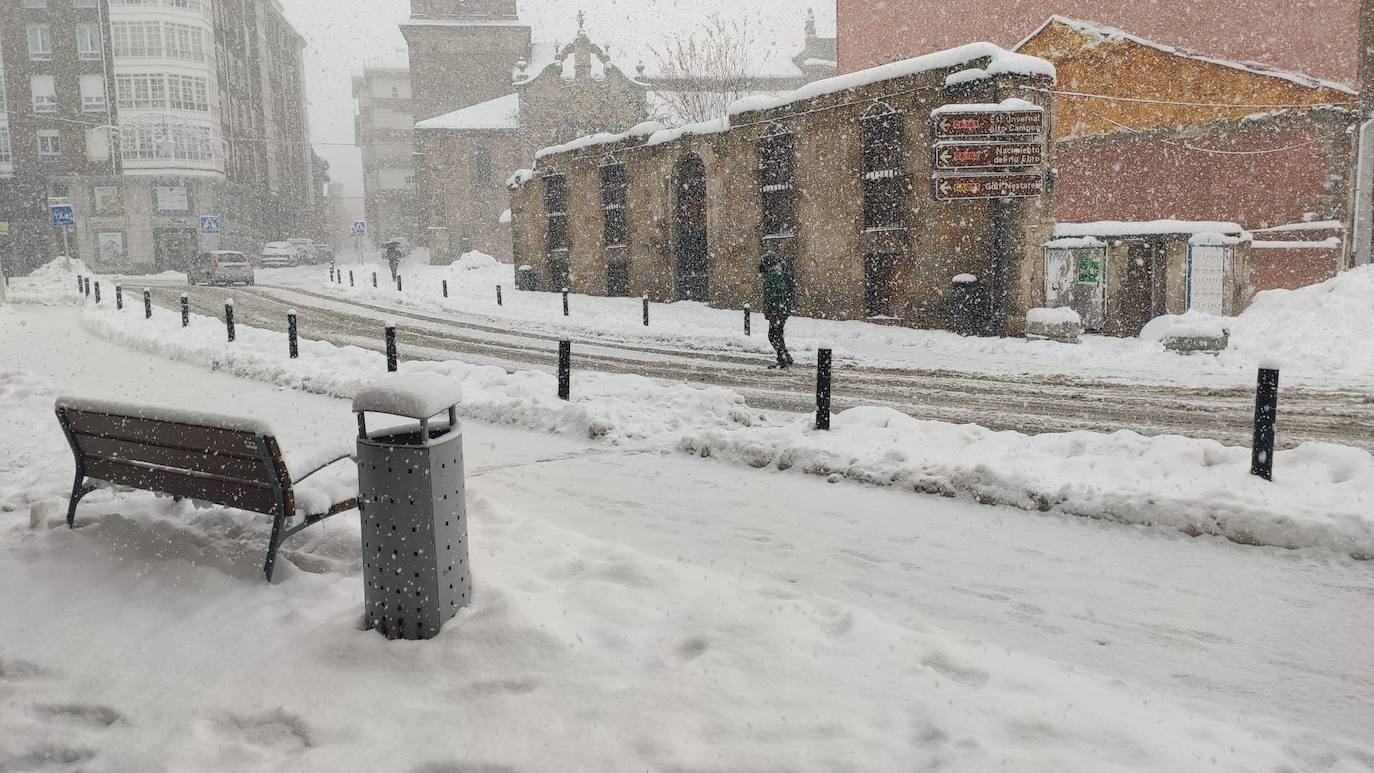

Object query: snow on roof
[353,374,464,420]
[1056,220,1245,238]
[1188,232,1250,246]
[1018,16,1358,96]
[1251,238,1343,250]
[931,97,1042,115]
[1254,220,1345,233]
[535,121,665,160]
[646,117,730,147]
[1043,236,1105,249]
[727,42,1054,117]
[415,93,520,131]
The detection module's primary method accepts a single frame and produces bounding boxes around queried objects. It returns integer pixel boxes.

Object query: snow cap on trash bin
[353,374,464,419]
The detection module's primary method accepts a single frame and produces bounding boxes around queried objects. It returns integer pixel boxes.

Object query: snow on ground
[75,290,1374,558]
[267,255,1374,391]
[3,306,1372,771]
[6,256,93,306]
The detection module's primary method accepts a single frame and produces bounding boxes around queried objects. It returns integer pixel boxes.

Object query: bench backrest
[56,398,294,517]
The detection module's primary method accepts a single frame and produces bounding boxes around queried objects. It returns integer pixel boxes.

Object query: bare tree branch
[650,14,763,125]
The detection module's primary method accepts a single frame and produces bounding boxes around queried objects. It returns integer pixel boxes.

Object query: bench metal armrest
[292,453,357,485]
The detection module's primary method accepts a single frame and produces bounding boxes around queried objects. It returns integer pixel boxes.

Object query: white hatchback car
[260,241,297,269]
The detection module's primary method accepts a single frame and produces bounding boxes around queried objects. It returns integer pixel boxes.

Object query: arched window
[860,101,907,231]
[757,123,796,240]
[542,170,569,253]
[599,154,627,247]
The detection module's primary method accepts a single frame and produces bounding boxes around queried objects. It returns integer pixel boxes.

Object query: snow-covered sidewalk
[3,306,1373,770]
[75,294,1374,558]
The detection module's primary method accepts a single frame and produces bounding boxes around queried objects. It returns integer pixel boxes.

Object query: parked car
[188,251,254,286]
[260,241,298,269]
[313,242,335,263]
[288,238,318,263]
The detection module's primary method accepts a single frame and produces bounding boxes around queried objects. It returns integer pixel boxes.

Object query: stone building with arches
[509,43,1058,334]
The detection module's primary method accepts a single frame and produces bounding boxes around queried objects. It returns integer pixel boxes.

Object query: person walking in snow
[759,251,795,369]
[384,241,402,282]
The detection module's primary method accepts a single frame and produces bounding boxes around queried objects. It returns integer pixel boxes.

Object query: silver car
[189,251,254,286]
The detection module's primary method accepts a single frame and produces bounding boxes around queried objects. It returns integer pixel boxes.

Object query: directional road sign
[48,197,75,227]
[199,215,222,235]
[932,173,1045,201]
[934,141,1044,170]
[933,109,1044,139]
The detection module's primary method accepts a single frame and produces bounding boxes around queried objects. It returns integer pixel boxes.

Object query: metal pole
[144,288,152,320]
[744,304,752,336]
[62,227,71,258]
[385,322,398,372]
[83,276,91,298]
[496,285,503,306]
[372,271,377,288]
[642,296,649,326]
[1251,367,1280,481]
[179,293,188,326]
[815,348,833,431]
[77,275,84,294]
[349,270,354,287]
[442,279,448,298]
[396,274,403,292]
[990,199,1013,337]
[558,340,571,400]
[288,310,299,359]
[562,287,569,317]
[93,281,101,304]
[356,234,362,265]
[225,299,235,342]
[115,284,122,310]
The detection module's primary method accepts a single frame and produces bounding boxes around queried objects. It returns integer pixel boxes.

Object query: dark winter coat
[762,269,794,320]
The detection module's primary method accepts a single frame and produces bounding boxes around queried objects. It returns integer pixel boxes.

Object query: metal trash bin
[949,274,988,337]
[353,374,471,640]
[515,264,537,292]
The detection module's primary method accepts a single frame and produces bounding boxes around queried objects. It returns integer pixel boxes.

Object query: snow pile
[452,250,501,272]
[1027,306,1082,326]
[80,304,758,443]
[682,407,1374,558]
[1140,310,1230,342]
[7,256,93,306]
[1227,265,1374,378]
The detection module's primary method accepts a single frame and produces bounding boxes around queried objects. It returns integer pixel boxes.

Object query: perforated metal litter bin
[353,374,471,640]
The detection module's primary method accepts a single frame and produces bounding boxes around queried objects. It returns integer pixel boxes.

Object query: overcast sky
[279,0,837,203]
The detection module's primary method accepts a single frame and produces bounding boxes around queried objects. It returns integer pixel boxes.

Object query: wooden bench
[55,397,358,582]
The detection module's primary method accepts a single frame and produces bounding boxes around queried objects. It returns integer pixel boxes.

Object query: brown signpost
[932,173,1045,201]
[934,142,1044,170]
[933,110,1044,139]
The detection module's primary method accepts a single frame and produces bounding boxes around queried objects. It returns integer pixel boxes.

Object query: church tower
[401,0,532,121]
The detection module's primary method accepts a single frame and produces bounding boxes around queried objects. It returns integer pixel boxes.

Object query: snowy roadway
[2,306,1371,770]
[144,281,1374,452]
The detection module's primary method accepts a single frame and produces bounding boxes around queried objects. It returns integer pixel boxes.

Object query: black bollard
[744,305,752,337]
[349,270,354,287]
[288,310,299,359]
[642,296,650,326]
[396,274,403,292]
[496,285,503,306]
[84,277,91,297]
[93,281,101,304]
[815,348,833,431]
[1251,367,1280,481]
[442,279,448,298]
[77,275,84,293]
[144,289,153,320]
[225,299,235,342]
[558,340,571,401]
[329,265,335,283]
[385,322,398,372]
[179,293,188,327]
[562,288,569,317]
[372,271,377,288]
[115,285,123,310]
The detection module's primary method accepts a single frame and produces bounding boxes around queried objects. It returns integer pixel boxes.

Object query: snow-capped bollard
[225,299,235,342]
[76,275,84,294]
[354,374,471,641]
[642,296,650,327]
[396,274,403,292]
[144,288,153,320]
[329,265,336,283]
[442,279,448,298]
[385,321,398,372]
[562,288,570,317]
[496,285,503,306]
[115,285,123,310]
[84,277,91,298]
[1251,367,1280,481]
[287,310,299,359]
[179,293,188,327]
[815,346,833,431]
[558,340,571,401]
[349,270,354,287]
[744,304,752,337]
[93,281,101,304]
[372,271,378,288]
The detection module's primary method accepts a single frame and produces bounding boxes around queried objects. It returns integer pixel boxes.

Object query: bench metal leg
[263,509,288,583]
[65,475,95,529]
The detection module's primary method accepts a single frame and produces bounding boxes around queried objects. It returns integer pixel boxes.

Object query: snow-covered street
[2,305,1371,771]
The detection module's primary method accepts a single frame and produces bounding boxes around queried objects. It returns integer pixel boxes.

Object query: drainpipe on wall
[1354,118,1374,267]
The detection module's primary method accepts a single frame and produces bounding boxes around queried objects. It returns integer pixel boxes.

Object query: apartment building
[352,65,419,245]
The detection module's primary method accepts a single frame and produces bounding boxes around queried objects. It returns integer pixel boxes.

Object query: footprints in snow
[217,709,314,752]
[35,702,123,728]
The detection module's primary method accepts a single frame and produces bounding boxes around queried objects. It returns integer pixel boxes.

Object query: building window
[0,128,11,165]
[116,73,167,109]
[471,147,493,186]
[861,102,908,231]
[23,0,47,8]
[94,185,123,214]
[599,157,627,247]
[31,74,57,113]
[77,24,103,61]
[543,173,569,253]
[164,23,206,62]
[80,74,107,112]
[38,131,61,161]
[112,21,162,58]
[27,25,53,61]
[390,85,399,98]
[74,0,98,7]
[757,124,796,239]
[167,74,209,111]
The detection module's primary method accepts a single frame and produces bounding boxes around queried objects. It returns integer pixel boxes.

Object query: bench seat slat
[64,409,261,458]
[74,434,271,481]
[84,457,282,516]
